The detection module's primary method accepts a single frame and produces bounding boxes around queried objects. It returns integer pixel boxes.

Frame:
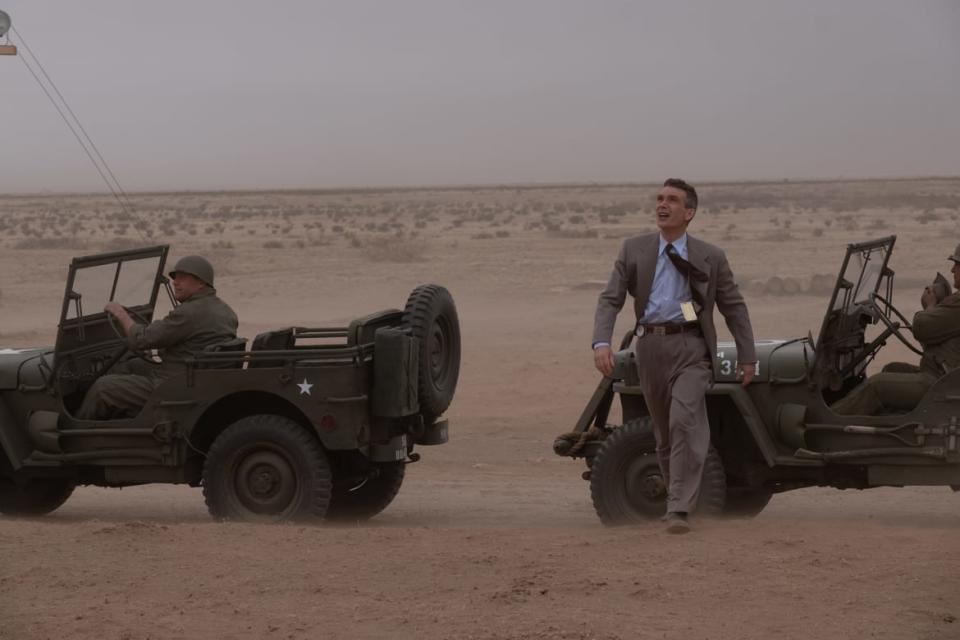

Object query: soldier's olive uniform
[76,288,238,419]
[832,291,960,415]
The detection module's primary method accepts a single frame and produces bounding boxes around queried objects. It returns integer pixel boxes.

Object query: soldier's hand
[593,345,615,377]
[104,302,135,335]
[921,286,938,310]
[104,302,127,319]
[737,362,756,387]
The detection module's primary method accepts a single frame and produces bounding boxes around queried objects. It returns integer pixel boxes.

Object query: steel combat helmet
[949,243,960,263]
[168,255,215,287]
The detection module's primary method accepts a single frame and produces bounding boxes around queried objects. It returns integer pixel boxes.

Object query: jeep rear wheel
[590,418,726,525]
[325,461,405,521]
[0,476,75,516]
[202,415,332,522]
[403,284,461,418]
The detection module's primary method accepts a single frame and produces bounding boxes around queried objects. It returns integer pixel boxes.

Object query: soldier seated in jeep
[76,255,238,420]
[832,246,960,415]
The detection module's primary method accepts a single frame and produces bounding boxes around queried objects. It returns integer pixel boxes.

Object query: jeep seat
[249,328,295,368]
[197,337,247,370]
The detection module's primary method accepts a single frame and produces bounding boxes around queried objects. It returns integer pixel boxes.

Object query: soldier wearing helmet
[76,255,238,420]
[833,243,960,415]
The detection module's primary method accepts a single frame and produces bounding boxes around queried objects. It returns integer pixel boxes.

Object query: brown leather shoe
[664,512,691,534]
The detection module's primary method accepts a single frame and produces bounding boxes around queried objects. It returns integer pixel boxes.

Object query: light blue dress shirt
[593,233,693,349]
[638,233,693,324]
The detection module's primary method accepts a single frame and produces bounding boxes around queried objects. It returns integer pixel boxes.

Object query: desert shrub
[100,237,143,252]
[262,240,284,249]
[495,230,510,238]
[808,273,835,294]
[546,228,598,239]
[357,235,428,263]
[782,277,802,294]
[916,210,941,224]
[764,276,784,295]
[760,229,793,241]
[472,232,494,240]
[812,227,824,237]
[14,237,86,250]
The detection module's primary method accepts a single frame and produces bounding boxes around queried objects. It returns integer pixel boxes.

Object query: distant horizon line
[1,174,958,199]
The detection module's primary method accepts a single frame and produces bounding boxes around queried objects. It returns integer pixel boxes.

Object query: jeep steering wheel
[869,292,923,356]
[107,305,159,364]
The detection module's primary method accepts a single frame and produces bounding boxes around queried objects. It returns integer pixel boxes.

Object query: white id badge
[680,301,698,322]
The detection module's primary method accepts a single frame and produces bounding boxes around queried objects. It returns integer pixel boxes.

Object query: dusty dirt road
[1,181,959,639]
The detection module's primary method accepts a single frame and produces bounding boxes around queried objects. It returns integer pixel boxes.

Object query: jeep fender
[616,382,779,467]
[706,385,778,466]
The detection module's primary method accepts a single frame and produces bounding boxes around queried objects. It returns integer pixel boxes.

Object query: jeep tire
[202,415,332,522]
[325,461,405,521]
[723,487,773,517]
[402,284,460,418]
[0,476,75,516]
[590,417,726,525]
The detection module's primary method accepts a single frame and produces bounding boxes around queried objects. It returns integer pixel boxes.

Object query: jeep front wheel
[590,418,726,525]
[723,487,773,517]
[0,476,75,516]
[202,415,332,522]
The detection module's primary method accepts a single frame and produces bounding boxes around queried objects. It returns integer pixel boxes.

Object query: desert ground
[1,178,959,640]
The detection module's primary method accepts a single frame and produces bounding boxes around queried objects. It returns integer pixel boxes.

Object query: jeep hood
[714,338,812,384]
[0,347,50,390]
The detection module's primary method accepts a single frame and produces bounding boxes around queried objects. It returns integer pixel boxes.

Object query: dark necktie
[665,243,707,306]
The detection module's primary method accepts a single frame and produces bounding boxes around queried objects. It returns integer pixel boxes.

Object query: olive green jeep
[556,236,960,523]
[0,245,459,522]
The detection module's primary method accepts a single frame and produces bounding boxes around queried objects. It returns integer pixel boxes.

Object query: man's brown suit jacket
[593,233,757,376]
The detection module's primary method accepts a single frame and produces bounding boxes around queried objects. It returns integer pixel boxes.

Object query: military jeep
[0,245,459,522]
[556,236,960,523]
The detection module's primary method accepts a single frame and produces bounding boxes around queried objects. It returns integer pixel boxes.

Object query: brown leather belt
[638,322,701,337]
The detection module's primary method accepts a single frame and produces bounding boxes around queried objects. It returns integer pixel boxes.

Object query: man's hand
[593,345,615,377]
[736,362,756,387]
[104,302,135,335]
[921,286,938,310]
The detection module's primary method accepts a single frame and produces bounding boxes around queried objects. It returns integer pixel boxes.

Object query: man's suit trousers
[635,330,712,514]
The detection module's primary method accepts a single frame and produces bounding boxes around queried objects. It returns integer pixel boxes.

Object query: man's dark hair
[663,178,698,211]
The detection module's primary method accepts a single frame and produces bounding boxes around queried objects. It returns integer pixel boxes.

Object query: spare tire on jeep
[402,285,461,418]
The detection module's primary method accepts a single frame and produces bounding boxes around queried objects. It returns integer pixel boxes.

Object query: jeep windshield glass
[829,237,896,313]
[66,255,162,320]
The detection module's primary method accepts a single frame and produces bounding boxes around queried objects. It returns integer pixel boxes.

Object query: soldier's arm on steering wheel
[126,305,191,352]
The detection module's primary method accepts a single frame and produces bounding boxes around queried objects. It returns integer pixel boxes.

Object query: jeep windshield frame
[55,245,170,356]
[813,236,896,389]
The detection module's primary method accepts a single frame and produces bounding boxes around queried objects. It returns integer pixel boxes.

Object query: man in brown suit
[592,178,756,534]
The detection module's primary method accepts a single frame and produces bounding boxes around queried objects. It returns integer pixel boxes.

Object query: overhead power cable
[10,25,151,242]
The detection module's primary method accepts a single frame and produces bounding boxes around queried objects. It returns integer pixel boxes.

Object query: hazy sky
[2,1,958,192]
